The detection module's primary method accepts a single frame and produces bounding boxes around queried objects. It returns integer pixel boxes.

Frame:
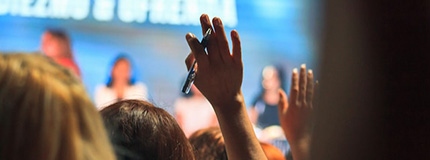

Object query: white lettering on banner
[0,0,8,15]
[118,0,148,23]
[9,0,21,16]
[221,0,238,27]
[20,0,32,17]
[93,0,115,21]
[180,0,199,26]
[33,0,48,18]
[0,0,238,27]
[69,0,90,20]
[148,0,164,24]
[49,0,69,19]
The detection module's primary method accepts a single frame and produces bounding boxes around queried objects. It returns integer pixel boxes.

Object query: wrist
[210,91,244,111]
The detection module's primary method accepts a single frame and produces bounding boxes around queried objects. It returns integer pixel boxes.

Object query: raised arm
[278,64,315,160]
[184,14,267,160]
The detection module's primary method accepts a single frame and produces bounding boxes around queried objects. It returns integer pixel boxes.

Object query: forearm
[211,92,267,160]
[289,136,311,160]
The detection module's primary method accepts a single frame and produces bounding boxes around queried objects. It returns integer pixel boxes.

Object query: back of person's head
[100,99,195,160]
[189,127,227,160]
[260,142,286,160]
[0,53,115,160]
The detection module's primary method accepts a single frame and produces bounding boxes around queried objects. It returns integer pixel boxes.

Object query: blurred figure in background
[250,65,286,129]
[40,29,81,78]
[94,55,147,109]
[174,85,218,137]
[250,65,290,158]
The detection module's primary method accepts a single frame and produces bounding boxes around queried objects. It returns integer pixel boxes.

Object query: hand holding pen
[184,14,243,109]
[184,14,267,160]
[182,28,211,94]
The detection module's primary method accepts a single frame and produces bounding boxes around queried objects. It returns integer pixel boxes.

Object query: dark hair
[100,100,194,160]
[46,28,70,42]
[189,127,227,160]
[106,54,136,87]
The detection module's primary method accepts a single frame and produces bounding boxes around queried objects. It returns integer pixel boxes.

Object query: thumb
[278,89,289,114]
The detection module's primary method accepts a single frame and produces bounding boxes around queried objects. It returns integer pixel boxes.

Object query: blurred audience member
[260,125,291,157]
[100,99,194,160]
[0,53,115,160]
[250,65,286,129]
[260,142,287,160]
[95,55,147,109]
[41,29,81,77]
[189,127,227,160]
[175,85,218,137]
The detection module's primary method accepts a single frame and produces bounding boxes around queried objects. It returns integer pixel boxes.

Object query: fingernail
[231,30,238,38]
[293,68,298,73]
[301,64,306,68]
[202,16,208,23]
[201,14,208,21]
[186,33,194,40]
[214,17,220,26]
[308,69,313,74]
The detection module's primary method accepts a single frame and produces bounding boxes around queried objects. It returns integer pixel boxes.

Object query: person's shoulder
[95,85,115,98]
[131,82,147,89]
[95,84,110,92]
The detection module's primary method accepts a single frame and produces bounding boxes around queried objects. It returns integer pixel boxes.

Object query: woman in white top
[95,55,147,109]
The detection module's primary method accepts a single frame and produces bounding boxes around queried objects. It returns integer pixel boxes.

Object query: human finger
[231,30,242,64]
[212,17,231,63]
[306,69,314,105]
[185,53,195,71]
[289,68,299,105]
[298,64,307,103]
[200,14,221,64]
[186,33,209,67]
[200,14,213,36]
[278,89,289,114]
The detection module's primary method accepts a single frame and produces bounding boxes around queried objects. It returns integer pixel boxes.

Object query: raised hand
[184,14,267,160]
[185,14,243,109]
[278,64,315,160]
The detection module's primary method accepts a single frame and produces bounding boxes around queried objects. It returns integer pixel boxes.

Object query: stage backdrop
[0,0,319,112]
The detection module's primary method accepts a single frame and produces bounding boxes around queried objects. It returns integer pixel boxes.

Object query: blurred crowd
[40,26,292,156]
[0,1,429,160]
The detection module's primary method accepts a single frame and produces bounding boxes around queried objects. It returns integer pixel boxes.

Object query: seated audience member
[0,53,115,160]
[250,65,286,129]
[189,127,286,160]
[175,85,218,137]
[95,55,147,109]
[277,64,315,160]
[100,100,194,160]
[189,127,227,160]
[183,14,267,159]
[260,142,287,160]
[41,29,81,77]
[259,125,291,157]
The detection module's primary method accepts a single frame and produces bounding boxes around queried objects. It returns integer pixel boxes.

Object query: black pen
[182,28,211,94]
